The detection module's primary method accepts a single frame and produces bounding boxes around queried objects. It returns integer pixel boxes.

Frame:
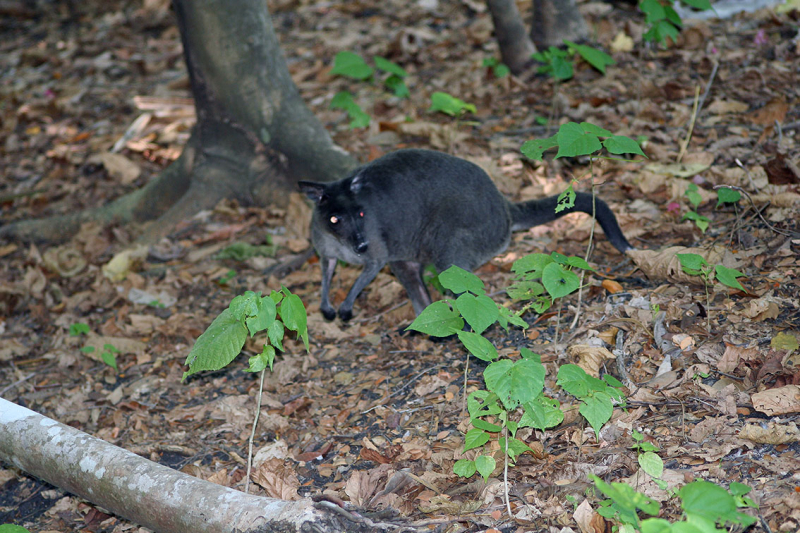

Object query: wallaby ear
[350,173,364,194]
[298,181,326,204]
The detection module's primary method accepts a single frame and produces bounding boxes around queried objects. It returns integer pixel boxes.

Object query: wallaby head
[299,175,370,262]
[299,148,632,322]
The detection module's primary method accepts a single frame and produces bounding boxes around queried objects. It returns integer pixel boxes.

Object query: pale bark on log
[0,398,365,533]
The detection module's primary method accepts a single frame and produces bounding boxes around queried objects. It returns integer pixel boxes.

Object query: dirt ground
[1,0,799,532]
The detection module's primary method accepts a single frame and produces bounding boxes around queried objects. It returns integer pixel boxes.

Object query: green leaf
[682,210,710,233]
[330,90,358,111]
[681,0,712,10]
[472,418,503,432]
[555,186,576,213]
[455,293,498,334]
[639,451,664,479]
[474,454,496,480]
[716,187,741,206]
[641,0,667,23]
[541,262,580,299]
[677,253,708,273]
[467,390,503,419]
[331,51,373,80]
[69,323,90,336]
[384,75,409,98]
[685,183,703,208]
[715,265,746,291]
[348,107,371,129]
[453,459,477,478]
[279,289,309,351]
[229,291,260,321]
[521,135,558,161]
[566,42,615,74]
[245,294,277,337]
[407,300,464,337]
[439,265,485,295]
[520,394,564,430]
[484,358,545,411]
[373,56,407,77]
[556,122,603,158]
[0,526,32,533]
[565,256,595,271]
[247,344,276,373]
[604,135,647,157]
[464,428,490,451]
[81,345,95,353]
[551,54,574,80]
[429,91,476,116]
[511,253,554,279]
[457,330,498,362]
[267,319,285,351]
[101,349,118,370]
[640,518,673,533]
[183,308,248,380]
[557,364,592,397]
[580,391,614,439]
[679,481,757,528]
[493,63,510,78]
[506,280,545,300]
[499,437,532,461]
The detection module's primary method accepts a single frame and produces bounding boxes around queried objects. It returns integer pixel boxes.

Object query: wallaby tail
[509,192,633,252]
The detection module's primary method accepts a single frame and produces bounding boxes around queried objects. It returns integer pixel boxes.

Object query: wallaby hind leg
[319,257,338,321]
[389,261,431,316]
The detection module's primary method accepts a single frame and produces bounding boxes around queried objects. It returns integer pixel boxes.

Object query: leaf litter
[1,0,800,532]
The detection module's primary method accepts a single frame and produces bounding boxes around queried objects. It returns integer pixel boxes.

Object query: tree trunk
[530,0,589,48]
[0,397,377,533]
[486,0,537,75]
[0,0,357,244]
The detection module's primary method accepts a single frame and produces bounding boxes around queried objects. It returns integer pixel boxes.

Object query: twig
[696,60,718,116]
[0,373,36,396]
[569,177,598,331]
[678,85,701,163]
[503,425,512,519]
[734,158,759,193]
[613,330,635,390]
[712,185,792,237]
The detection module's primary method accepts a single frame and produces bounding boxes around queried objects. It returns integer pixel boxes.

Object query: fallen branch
[0,398,370,533]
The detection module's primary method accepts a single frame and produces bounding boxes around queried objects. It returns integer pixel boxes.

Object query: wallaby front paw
[338,308,353,322]
[320,306,336,321]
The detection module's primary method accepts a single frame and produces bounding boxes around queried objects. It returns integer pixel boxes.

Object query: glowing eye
[359,211,364,217]
[330,216,339,224]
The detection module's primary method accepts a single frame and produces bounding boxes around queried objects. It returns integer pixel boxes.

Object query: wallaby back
[300,149,631,320]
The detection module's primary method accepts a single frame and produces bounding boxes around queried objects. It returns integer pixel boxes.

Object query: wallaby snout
[355,241,369,254]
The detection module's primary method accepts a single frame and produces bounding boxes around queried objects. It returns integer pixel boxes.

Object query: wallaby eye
[359,211,364,218]
[330,216,339,224]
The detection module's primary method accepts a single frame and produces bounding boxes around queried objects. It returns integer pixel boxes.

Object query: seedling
[640,0,713,47]
[183,287,309,493]
[532,40,615,82]
[557,364,625,440]
[677,253,746,330]
[482,57,510,78]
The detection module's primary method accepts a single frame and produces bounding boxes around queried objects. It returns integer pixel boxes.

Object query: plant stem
[245,368,267,494]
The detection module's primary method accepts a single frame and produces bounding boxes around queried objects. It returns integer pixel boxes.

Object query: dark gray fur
[299,149,632,321]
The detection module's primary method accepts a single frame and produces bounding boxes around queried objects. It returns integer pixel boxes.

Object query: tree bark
[530,0,589,48]
[0,0,357,244]
[486,0,537,75]
[0,397,375,533]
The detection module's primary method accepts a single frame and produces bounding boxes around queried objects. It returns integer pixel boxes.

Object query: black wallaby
[299,149,632,321]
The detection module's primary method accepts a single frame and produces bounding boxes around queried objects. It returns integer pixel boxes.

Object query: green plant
[71,323,118,371]
[330,91,371,129]
[507,252,595,315]
[482,57,510,78]
[593,474,660,532]
[677,253,746,329]
[639,0,712,46]
[682,183,709,233]
[183,287,308,493]
[715,186,741,207]
[557,364,625,439]
[631,430,666,490]
[522,122,645,162]
[329,51,410,128]
[532,40,615,81]
[429,91,476,117]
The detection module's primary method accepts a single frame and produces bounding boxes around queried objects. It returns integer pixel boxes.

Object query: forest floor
[1,0,799,532]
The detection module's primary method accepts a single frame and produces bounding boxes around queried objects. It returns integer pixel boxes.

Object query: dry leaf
[92,152,141,184]
[752,385,800,416]
[567,344,615,378]
[739,422,800,444]
[251,457,300,500]
[627,245,732,285]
